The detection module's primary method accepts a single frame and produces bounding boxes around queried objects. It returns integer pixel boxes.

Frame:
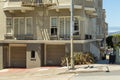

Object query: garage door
[11,46,26,68]
[46,45,65,66]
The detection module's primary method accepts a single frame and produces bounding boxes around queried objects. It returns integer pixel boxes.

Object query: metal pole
[70,0,74,69]
[103,23,106,56]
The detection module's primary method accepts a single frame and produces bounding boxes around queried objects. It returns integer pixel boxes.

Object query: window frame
[59,17,65,37]
[25,17,33,35]
[73,17,80,35]
[50,17,58,36]
[31,50,36,59]
[50,16,80,37]
[6,17,13,34]
[13,17,33,35]
[13,17,25,35]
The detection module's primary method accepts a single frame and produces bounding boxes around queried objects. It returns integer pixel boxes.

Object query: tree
[106,36,113,47]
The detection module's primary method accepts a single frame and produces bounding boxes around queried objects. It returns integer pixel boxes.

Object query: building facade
[0,0,107,69]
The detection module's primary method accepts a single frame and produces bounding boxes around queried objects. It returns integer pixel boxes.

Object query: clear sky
[103,0,120,32]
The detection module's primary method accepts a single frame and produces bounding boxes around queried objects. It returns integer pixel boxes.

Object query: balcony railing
[15,34,34,40]
[9,0,21,2]
[8,0,53,6]
[4,34,34,40]
[4,33,82,40]
[85,0,95,8]
[74,0,83,5]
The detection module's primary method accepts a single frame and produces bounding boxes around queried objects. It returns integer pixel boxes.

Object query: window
[50,16,80,37]
[74,17,79,35]
[31,50,35,58]
[14,18,25,35]
[20,18,25,34]
[13,17,33,35]
[59,18,65,37]
[51,17,58,35]
[65,17,70,37]
[86,0,93,1]
[26,17,33,34]
[36,0,42,3]
[6,17,13,34]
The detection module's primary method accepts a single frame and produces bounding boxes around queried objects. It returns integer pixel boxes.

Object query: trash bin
[109,53,116,64]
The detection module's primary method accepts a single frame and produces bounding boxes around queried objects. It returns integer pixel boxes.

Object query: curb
[58,69,107,75]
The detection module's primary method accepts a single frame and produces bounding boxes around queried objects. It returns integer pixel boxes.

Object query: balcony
[102,9,106,18]
[4,33,15,40]
[84,0,97,17]
[74,0,83,5]
[4,34,34,40]
[3,0,55,12]
[22,0,55,6]
[48,0,83,11]
[3,0,34,12]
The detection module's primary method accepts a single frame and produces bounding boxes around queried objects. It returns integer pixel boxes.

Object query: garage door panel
[46,45,65,66]
[11,46,26,68]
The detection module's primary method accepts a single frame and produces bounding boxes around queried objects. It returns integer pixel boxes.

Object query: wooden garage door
[11,46,26,68]
[46,45,65,66]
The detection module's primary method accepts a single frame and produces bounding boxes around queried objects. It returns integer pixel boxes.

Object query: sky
[103,0,120,32]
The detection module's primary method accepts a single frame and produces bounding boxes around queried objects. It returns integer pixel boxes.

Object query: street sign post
[70,0,74,69]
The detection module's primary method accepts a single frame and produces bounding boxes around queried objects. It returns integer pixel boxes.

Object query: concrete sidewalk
[65,60,120,73]
[66,64,120,73]
[0,63,120,80]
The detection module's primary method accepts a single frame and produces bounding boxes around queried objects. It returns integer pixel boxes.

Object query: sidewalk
[0,61,120,80]
[64,60,120,73]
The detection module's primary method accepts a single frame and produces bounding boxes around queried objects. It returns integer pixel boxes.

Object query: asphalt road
[70,70,120,80]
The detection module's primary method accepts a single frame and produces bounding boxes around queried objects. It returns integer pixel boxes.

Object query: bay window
[50,16,80,38]
[6,17,33,39]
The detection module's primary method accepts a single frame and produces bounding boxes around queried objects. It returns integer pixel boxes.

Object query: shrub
[61,52,95,66]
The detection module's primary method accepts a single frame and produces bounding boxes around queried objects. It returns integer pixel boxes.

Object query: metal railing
[85,0,95,8]
[4,33,82,40]
[74,0,83,5]
[4,34,34,40]
[8,0,53,5]
[15,34,34,40]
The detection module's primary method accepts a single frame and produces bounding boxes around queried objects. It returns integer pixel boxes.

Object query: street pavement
[0,60,120,80]
[70,70,120,80]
